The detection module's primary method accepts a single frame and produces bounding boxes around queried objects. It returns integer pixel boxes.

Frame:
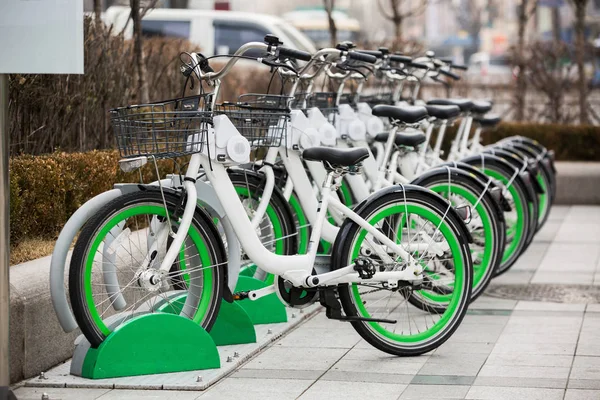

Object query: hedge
[9,122,600,246]
[9,151,183,245]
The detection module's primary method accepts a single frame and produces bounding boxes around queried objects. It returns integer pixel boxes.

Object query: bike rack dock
[24,306,320,391]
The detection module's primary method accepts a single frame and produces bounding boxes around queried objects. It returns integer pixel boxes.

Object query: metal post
[0,74,16,400]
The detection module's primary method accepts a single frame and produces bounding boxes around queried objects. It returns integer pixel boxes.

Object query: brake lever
[261,56,299,75]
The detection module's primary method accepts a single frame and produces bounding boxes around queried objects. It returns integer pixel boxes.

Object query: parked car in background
[467,52,515,84]
[104,6,317,56]
[283,8,360,49]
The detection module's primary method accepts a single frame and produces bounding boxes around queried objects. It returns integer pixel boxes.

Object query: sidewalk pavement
[13,205,600,400]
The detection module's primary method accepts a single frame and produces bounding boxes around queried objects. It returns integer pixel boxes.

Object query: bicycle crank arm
[329,315,397,324]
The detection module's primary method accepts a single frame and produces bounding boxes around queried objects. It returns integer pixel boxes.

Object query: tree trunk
[514,0,528,121]
[324,0,337,47]
[131,0,149,104]
[170,0,188,8]
[551,6,561,43]
[93,0,102,25]
[393,16,402,49]
[574,1,589,124]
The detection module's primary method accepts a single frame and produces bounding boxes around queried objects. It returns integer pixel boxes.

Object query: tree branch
[377,0,395,21]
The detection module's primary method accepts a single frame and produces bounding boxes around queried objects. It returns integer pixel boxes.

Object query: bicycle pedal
[232,291,249,301]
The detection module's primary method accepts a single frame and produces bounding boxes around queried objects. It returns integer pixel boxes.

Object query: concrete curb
[9,254,79,384]
[555,162,600,205]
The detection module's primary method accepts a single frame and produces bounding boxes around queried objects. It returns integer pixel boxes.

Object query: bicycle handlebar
[390,55,412,64]
[439,69,461,80]
[278,46,312,62]
[356,50,384,59]
[348,51,378,64]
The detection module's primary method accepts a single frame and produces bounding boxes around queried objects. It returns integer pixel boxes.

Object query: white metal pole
[0,74,16,400]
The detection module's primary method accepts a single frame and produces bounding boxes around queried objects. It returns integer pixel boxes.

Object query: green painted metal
[154,293,257,345]
[209,301,257,346]
[81,313,220,379]
[234,276,288,324]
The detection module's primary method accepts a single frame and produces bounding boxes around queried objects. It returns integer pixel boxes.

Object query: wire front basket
[110,95,212,159]
[359,92,395,107]
[215,96,290,148]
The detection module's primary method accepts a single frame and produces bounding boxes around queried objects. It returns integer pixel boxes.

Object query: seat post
[470,126,483,152]
[432,120,448,160]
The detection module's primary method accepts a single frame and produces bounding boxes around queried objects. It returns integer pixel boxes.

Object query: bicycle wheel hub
[138,269,167,292]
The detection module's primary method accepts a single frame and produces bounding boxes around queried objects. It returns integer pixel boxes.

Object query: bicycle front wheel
[69,190,226,348]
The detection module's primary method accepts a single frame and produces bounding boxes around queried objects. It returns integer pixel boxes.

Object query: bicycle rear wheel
[333,186,473,356]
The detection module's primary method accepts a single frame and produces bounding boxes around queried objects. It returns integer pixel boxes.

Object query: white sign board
[0,0,83,74]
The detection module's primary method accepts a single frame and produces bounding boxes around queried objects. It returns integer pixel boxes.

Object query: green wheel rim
[484,169,525,264]
[537,174,549,225]
[235,186,285,285]
[350,203,466,343]
[289,193,309,254]
[84,205,214,336]
[428,184,493,300]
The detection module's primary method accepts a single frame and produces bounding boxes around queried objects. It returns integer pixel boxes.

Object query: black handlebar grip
[440,69,461,80]
[438,57,453,64]
[357,50,384,59]
[348,51,377,64]
[390,55,412,64]
[278,47,313,62]
[451,63,468,70]
[409,62,429,70]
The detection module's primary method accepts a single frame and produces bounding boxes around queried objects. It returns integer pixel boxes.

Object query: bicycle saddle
[471,100,493,114]
[374,131,426,147]
[371,105,428,124]
[474,115,501,128]
[427,98,474,112]
[425,105,460,120]
[302,147,369,167]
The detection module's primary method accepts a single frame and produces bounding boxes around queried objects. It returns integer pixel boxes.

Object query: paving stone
[417,358,485,377]
[533,222,560,242]
[491,271,534,285]
[555,223,600,243]
[548,206,570,221]
[13,387,111,400]
[433,342,495,356]
[297,380,406,400]
[586,304,600,313]
[569,356,600,380]
[399,384,470,399]
[241,346,348,372]
[514,301,587,312]
[510,243,550,270]
[531,271,595,285]
[536,243,600,272]
[473,376,567,389]
[484,353,573,367]
[342,347,429,362]
[490,342,576,356]
[478,365,571,379]
[465,386,564,400]
[568,379,600,390]
[198,378,313,400]
[495,332,579,345]
[97,389,199,400]
[410,375,476,385]
[468,296,517,310]
[564,206,600,222]
[331,358,425,375]
[564,389,600,400]
[274,326,360,349]
[230,368,322,380]
[320,370,414,384]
